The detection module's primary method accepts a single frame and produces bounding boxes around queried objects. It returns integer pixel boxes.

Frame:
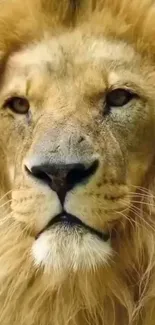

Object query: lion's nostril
[78,136,85,144]
[25,160,99,205]
[25,165,50,185]
[66,160,98,188]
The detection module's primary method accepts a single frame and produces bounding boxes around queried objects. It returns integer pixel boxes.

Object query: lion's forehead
[3,33,144,104]
[9,33,138,74]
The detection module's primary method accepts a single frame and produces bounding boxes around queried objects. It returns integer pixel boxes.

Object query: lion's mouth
[36,212,110,242]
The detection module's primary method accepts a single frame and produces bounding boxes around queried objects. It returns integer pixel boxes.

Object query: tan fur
[1,0,155,324]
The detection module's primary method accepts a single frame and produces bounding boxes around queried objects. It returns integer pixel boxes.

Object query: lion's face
[1,31,155,274]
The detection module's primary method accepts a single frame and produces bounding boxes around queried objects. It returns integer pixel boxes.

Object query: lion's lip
[36,212,110,242]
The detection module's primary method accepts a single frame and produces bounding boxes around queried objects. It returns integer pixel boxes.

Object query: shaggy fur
[1,0,155,325]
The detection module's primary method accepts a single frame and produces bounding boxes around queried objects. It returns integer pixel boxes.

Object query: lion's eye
[106,88,135,107]
[4,97,30,114]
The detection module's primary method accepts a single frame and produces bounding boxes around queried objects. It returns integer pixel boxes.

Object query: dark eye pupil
[106,89,134,107]
[4,97,29,114]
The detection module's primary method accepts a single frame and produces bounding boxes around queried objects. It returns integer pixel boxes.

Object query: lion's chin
[32,223,111,275]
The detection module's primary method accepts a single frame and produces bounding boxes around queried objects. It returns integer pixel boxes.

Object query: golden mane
[0,1,155,325]
[0,0,155,56]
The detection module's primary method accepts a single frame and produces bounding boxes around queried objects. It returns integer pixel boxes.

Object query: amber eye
[106,88,136,108]
[4,97,30,114]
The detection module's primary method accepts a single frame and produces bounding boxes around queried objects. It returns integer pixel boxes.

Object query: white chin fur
[32,226,111,273]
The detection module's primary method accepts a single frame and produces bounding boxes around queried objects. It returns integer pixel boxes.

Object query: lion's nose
[25,161,98,205]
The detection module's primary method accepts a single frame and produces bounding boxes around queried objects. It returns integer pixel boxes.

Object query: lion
[1,0,155,324]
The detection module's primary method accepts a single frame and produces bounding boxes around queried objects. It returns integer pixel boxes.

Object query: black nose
[26,161,98,205]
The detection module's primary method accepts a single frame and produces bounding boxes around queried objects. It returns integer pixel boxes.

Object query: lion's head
[1,0,155,324]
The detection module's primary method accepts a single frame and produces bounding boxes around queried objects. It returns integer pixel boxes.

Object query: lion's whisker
[121,200,155,233]
[0,190,13,203]
[0,199,12,210]
[130,200,155,208]
[130,185,152,195]
[128,192,154,199]
[116,210,142,229]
